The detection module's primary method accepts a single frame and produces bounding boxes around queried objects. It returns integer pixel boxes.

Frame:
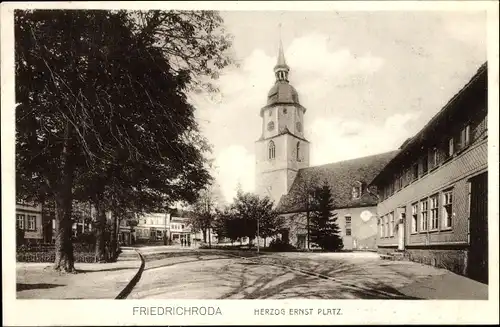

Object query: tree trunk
[202,228,207,243]
[208,227,211,248]
[53,194,75,272]
[94,198,106,263]
[53,122,76,272]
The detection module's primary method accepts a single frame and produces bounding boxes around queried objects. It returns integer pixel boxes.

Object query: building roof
[276,150,399,213]
[370,62,487,187]
[266,81,300,106]
[168,208,196,219]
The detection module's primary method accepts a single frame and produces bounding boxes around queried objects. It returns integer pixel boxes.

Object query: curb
[224,252,410,299]
[115,249,145,300]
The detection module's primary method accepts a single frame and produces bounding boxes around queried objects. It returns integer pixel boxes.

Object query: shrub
[16,228,25,247]
[268,239,296,252]
[16,251,97,263]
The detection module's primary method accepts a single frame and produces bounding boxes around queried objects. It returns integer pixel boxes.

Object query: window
[181,224,185,229]
[442,190,453,229]
[27,215,36,231]
[389,212,394,237]
[283,108,287,114]
[296,122,302,132]
[384,215,389,238]
[412,163,419,181]
[17,214,25,230]
[268,109,272,117]
[268,141,276,160]
[430,194,439,230]
[267,121,275,131]
[421,154,428,175]
[448,138,454,157]
[296,142,301,161]
[394,173,401,191]
[352,186,361,199]
[460,125,471,148]
[388,182,394,196]
[420,199,429,232]
[430,147,438,169]
[345,215,352,236]
[411,203,418,233]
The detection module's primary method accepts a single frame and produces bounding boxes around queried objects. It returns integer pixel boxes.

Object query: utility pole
[306,194,310,251]
[164,209,168,246]
[256,215,260,254]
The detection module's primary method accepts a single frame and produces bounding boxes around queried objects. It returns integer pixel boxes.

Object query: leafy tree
[309,181,343,251]
[190,188,217,246]
[213,206,237,243]
[15,9,233,271]
[231,192,282,246]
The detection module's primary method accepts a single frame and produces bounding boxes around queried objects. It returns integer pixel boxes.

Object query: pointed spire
[274,23,289,82]
[276,37,287,68]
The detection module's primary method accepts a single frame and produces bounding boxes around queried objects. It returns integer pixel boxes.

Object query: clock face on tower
[267,121,275,131]
[296,122,302,132]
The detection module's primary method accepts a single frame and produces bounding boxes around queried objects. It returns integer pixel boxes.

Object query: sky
[189,10,487,203]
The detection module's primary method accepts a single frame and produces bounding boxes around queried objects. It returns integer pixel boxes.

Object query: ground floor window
[430,194,439,230]
[420,199,429,231]
[17,214,25,229]
[27,215,37,231]
[389,212,394,237]
[411,203,418,233]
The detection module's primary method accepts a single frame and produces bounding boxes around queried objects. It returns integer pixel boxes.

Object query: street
[128,247,487,300]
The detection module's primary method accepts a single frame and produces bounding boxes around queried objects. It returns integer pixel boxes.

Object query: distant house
[122,209,215,246]
[16,202,44,242]
[277,151,398,250]
[370,63,488,284]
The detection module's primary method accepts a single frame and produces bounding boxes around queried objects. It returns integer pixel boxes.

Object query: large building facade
[255,41,397,250]
[277,152,397,250]
[370,63,488,284]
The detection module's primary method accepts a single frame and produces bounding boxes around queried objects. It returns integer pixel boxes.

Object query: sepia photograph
[2,1,499,326]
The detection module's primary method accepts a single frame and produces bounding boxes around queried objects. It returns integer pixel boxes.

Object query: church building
[255,40,397,250]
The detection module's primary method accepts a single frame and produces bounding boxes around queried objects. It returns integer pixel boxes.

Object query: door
[397,209,406,251]
[468,172,488,284]
[297,234,306,249]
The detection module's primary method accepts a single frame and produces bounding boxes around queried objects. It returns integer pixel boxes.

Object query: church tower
[255,39,310,205]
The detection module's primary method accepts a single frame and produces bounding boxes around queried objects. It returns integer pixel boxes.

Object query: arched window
[268,141,276,160]
[296,142,300,161]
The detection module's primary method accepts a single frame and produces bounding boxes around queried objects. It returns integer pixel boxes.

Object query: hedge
[16,251,97,263]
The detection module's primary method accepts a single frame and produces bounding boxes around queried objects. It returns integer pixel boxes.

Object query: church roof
[276,150,399,213]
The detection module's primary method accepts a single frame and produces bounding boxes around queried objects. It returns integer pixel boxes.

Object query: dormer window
[352,181,363,199]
